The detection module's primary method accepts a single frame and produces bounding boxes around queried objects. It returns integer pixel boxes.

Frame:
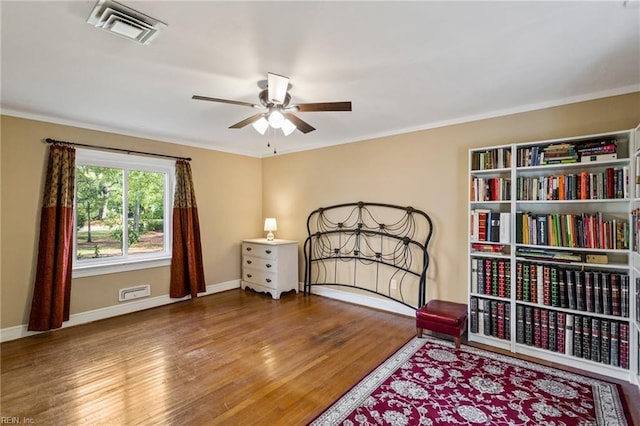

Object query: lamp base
[266,231,275,241]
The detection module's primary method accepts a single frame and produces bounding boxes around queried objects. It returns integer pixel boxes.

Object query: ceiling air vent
[87,0,167,45]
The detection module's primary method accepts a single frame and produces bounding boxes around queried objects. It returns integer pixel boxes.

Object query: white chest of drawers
[240,239,298,299]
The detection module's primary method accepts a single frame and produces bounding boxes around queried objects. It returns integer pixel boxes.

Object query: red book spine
[543,266,551,306]
[534,308,541,348]
[485,259,492,295]
[606,168,615,199]
[620,323,629,369]
[498,260,506,298]
[478,212,488,241]
[580,171,588,200]
[541,309,549,350]
[557,312,566,353]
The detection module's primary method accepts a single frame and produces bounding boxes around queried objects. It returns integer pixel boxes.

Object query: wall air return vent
[87,0,167,45]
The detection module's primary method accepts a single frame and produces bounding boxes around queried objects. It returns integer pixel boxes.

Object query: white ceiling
[1,1,639,157]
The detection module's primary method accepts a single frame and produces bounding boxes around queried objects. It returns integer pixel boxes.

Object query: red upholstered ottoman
[416,300,468,348]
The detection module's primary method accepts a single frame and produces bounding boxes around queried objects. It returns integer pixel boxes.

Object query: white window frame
[72,149,175,278]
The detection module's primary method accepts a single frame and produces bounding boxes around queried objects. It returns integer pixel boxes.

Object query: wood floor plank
[2,289,638,425]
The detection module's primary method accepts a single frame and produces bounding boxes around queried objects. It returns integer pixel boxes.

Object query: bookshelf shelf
[516,199,630,205]
[468,125,640,387]
[516,158,629,172]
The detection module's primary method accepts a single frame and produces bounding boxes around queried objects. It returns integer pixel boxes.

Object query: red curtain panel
[28,144,76,331]
[170,160,206,298]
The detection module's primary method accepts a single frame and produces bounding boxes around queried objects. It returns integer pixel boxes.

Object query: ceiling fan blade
[267,72,289,104]
[293,101,352,112]
[192,95,259,109]
[284,113,316,134]
[229,113,266,129]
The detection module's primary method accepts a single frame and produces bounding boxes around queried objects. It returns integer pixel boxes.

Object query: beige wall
[263,93,640,304]
[1,116,262,328]
[1,93,638,330]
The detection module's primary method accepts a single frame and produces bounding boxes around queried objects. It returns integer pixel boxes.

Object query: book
[559,269,567,308]
[610,321,619,367]
[593,272,602,314]
[611,274,621,316]
[550,267,559,307]
[498,260,507,298]
[499,212,510,243]
[585,272,594,312]
[575,271,585,311]
[602,273,611,316]
[533,308,541,348]
[505,302,511,340]
[548,310,557,352]
[619,323,629,369]
[566,269,576,310]
[505,262,511,298]
[573,314,582,358]
[580,152,617,163]
[489,211,500,243]
[542,265,551,306]
[565,313,573,356]
[621,275,629,318]
[525,306,533,346]
[491,300,499,338]
[591,318,601,363]
[516,304,525,344]
[491,260,499,297]
[601,319,610,366]
[477,258,485,295]
[485,259,492,295]
[478,299,485,335]
[541,309,549,350]
[470,297,479,333]
[497,302,505,340]
[484,300,492,336]
[537,264,544,305]
[471,258,478,294]
[529,263,538,303]
[523,263,530,302]
[582,316,591,360]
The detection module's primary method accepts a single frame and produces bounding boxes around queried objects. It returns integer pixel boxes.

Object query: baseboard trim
[0,280,240,342]
[308,285,415,317]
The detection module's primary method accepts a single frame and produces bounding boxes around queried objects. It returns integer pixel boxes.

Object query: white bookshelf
[468,125,640,386]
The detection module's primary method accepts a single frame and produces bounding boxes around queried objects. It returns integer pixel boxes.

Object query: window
[73,149,175,277]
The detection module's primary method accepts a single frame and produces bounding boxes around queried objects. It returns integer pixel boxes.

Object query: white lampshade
[282,118,296,136]
[252,117,269,135]
[264,217,277,241]
[268,110,285,129]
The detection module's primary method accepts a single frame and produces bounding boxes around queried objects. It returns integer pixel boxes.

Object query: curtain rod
[44,138,192,162]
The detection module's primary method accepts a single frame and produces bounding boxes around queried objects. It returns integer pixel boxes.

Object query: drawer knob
[247,260,252,264]
[265,249,272,254]
[246,247,252,251]
[266,264,272,268]
[247,274,252,278]
[266,278,272,283]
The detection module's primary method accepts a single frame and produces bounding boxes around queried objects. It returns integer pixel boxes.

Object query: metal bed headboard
[303,201,433,310]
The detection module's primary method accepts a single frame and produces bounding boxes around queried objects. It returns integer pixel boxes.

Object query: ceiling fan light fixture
[282,119,296,136]
[268,109,285,129]
[252,117,269,135]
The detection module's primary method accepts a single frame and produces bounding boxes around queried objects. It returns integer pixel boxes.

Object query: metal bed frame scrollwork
[303,201,433,310]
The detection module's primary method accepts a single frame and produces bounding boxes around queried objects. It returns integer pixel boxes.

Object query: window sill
[72,257,172,278]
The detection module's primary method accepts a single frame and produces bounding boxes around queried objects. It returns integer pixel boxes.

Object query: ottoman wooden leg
[416,327,423,338]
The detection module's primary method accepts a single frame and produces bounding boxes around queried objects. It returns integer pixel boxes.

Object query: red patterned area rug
[310,337,629,425]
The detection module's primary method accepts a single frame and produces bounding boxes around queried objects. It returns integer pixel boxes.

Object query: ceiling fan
[192,73,352,135]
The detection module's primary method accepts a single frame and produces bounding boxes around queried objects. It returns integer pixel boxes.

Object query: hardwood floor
[2,289,639,425]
